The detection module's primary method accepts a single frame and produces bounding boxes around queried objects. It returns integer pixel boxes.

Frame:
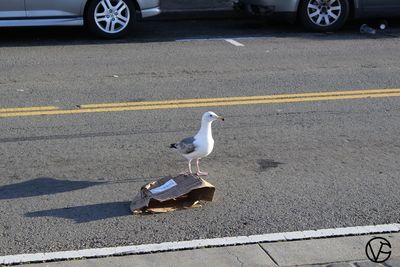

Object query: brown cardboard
[130,174,215,214]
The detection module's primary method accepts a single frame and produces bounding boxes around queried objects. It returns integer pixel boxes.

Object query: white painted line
[175,37,227,42]
[225,39,245,47]
[250,233,285,243]
[283,231,307,240]
[302,230,324,239]
[1,223,399,265]
[315,228,338,237]
[175,36,269,43]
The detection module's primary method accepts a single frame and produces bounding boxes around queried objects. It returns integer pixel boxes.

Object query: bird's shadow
[25,201,132,223]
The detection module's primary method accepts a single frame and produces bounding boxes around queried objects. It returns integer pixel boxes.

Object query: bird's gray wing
[177,136,196,154]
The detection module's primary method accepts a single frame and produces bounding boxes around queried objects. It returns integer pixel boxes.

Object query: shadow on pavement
[257,159,285,171]
[0,17,398,48]
[25,201,131,223]
[0,177,105,200]
[0,128,190,143]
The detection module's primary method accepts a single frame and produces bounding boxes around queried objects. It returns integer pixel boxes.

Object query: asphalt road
[1,17,400,256]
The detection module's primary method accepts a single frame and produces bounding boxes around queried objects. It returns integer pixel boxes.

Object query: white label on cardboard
[149,179,177,194]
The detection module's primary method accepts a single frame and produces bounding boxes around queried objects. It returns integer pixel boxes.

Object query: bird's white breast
[190,136,214,159]
[183,118,216,160]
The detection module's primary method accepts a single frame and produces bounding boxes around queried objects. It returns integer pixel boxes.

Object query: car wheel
[86,0,135,38]
[299,0,349,32]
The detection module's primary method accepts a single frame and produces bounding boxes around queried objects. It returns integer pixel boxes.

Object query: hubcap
[94,0,130,34]
[307,0,342,27]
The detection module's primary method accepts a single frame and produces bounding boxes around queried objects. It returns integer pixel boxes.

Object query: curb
[2,223,400,265]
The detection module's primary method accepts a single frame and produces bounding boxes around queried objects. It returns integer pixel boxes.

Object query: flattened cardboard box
[131,174,215,214]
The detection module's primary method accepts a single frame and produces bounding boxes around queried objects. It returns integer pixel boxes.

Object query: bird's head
[203,111,224,123]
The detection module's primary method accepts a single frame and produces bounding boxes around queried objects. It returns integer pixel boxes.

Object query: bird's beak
[217,116,225,121]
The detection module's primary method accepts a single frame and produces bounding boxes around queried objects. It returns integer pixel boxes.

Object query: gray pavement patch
[326,264,354,267]
[261,236,367,266]
[354,261,385,267]
[384,258,400,267]
[260,233,400,267]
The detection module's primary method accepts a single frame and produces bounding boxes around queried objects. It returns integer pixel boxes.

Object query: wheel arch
[295,0,357,21]
[82,0,142,22]
[348,0,363,19]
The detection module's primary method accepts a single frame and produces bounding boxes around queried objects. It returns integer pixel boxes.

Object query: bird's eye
[209,115,212,117]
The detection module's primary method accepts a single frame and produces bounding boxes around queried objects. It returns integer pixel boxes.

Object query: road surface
[1,17,400,255]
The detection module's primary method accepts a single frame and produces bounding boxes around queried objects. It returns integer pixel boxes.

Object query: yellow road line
[79,88,400,108]
[1,92,400,118]
[0,106,59,113]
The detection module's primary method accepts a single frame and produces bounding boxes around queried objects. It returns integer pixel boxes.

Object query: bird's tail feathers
[170,143,177,149]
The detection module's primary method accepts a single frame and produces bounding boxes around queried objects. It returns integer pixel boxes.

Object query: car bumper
[233,0,275,15]
[235,0,299,13]
[137,0,161,18]
[141,7,161,18]
[234,0,297,22]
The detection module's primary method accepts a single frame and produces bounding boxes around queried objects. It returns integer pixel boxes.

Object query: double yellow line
[1,88,400,118]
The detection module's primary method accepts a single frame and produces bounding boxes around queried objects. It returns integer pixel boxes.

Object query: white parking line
[225,39,245,47]
[175,37,227,42]
[175,36,270,43]
[1,223,399,265]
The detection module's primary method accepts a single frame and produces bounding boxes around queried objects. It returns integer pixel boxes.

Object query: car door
[0,0,26,18]
[25,0,85,17]
[362,0,400,16]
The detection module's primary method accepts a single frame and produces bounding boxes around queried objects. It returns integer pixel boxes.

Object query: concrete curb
[14,233,400,267]
[3,224,400,266]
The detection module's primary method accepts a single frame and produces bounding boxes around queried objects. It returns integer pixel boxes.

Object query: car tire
[299,0,350,32]
[86,0,135,38]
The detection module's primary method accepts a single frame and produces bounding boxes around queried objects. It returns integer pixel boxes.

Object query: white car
[0,0,160,38]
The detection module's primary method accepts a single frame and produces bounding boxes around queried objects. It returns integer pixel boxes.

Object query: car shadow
[25,201,132,223]
[0,15,399,47]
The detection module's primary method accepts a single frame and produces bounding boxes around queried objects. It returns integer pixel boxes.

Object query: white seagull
[170,111,224,176]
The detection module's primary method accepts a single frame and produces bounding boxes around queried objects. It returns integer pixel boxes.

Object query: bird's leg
[188,159,193,174]
[196,158,208,176]
[180,159,193,175]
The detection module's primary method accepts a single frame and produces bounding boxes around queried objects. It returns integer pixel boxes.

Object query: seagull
[170,111,224,176]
